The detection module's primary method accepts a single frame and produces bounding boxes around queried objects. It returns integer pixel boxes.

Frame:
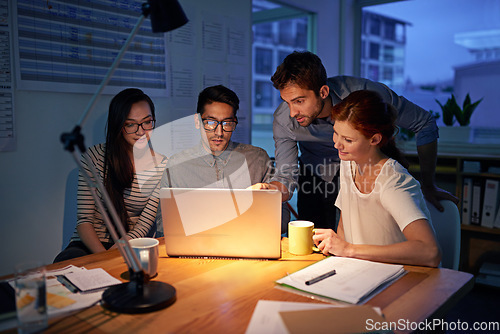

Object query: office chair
[61,168,79,250]
[425,200,461,270]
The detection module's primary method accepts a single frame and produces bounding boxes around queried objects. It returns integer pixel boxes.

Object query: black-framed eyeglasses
[123,119,156,134]
[202,119,238,132]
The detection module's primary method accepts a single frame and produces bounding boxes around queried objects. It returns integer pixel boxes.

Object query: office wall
[0,0,356,276]
[454,60,500,128]
[0,0,252,276]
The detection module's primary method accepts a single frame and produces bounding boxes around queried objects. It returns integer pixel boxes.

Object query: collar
[311,114,334,125]
[197,140,236,167]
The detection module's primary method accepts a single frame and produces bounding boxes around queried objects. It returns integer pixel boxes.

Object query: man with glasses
[160,85,289,232]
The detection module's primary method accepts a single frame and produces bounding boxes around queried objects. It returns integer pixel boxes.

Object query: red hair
[331,90,408,168]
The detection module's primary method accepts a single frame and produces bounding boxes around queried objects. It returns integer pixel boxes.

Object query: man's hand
[246,183,272,190]
[416,140,459,212]
[421,184,459,212]
[269,181,290,202]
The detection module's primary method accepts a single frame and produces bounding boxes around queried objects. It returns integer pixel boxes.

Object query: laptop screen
[160,188,282,259]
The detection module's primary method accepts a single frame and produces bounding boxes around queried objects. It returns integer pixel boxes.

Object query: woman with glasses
[54,88,167,262]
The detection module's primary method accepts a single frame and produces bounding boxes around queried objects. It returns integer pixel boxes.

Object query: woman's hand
[109,235,132,250]
[313,228,351,257]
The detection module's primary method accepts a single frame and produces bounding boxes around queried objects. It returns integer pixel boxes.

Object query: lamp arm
[77,13,147,127]
[59,0,186,313]
[61,9,152,273]
[70,150,142,273]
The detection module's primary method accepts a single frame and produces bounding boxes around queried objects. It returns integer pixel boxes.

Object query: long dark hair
[104,88,155,231]
[331,90,408,168]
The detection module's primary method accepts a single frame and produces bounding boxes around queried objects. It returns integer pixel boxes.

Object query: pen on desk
[305,269,336,285]
[56,275,79,293]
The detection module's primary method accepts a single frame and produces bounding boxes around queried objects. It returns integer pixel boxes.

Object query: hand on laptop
[246,183,271,190]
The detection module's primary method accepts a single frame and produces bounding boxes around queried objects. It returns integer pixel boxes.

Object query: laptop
[160,188,282,259]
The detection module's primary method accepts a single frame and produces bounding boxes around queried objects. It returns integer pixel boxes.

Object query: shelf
[461,224,500,235]
[401,144,500,274]
[461,172,500,179]
[398,140,500,158]
[408,165,458,174]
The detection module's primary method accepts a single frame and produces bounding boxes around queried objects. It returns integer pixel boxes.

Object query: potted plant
[435,93,482,142]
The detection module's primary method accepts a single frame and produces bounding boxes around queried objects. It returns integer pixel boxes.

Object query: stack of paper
[276,257,406,304]
[0,265,120,333]
[61,267,121,293]
[245,300,386,334]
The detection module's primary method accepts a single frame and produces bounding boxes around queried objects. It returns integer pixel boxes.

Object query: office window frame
[251,1,317,122]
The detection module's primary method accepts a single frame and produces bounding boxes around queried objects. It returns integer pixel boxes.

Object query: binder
[470,179,482,226]
[461,178,473,225]
[481,179,499,228]
[494,201,500,228]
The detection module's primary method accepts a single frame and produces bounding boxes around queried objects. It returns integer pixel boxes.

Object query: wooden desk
[9,238,474,333]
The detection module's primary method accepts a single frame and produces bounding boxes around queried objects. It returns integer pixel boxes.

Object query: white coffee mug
[129,238,159,278]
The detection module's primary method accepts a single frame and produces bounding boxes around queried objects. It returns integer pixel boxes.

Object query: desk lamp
[60,0,188,313]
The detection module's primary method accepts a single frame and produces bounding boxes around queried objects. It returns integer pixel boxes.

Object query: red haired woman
[313,90,441,267]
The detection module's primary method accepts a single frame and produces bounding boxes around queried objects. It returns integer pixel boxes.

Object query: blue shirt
[271,76,439,197]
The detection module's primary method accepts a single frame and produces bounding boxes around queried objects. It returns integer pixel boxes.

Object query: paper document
[63,268,121,292]
[245,300,344,334]
[0,266,112,332]
[279,305,387,334]
[276,257,406,304]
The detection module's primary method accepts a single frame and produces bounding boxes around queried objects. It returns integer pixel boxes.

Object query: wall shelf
[401,140,500,274]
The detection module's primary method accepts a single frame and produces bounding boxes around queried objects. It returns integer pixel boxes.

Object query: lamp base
[102,281,176,313]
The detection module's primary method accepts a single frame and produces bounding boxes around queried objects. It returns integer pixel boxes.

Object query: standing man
[268,51,458,229]
[161,85,289,233]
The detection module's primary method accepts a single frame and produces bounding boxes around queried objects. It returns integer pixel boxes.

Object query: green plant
[436,94,482,126]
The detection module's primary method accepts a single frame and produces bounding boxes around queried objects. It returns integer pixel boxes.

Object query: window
[395,22,405,43]
[369,42,380,60]
[253,15,309,118]
[251,0,314,134]
[254,22,273,43]
[255,48,273,74]
[278,21,294,46]
[361,1,500,134]
[251,0,316,213]
[382,66,393,81]
[368,65,379,81]
[278,50,291,64]
[254,81,274,107]
[384,21,395,40]
[370,17,381,36]
[383,45,394,62]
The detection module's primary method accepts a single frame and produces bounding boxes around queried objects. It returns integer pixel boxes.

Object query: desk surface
[13,238,474,334]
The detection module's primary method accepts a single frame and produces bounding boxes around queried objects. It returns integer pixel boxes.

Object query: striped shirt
[70,143,167,244]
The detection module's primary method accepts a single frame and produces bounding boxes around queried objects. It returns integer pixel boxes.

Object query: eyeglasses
[202,119,238,132]
[123,119,156,134]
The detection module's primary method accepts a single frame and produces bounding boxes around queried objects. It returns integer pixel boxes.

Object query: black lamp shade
[147,0,189,33]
